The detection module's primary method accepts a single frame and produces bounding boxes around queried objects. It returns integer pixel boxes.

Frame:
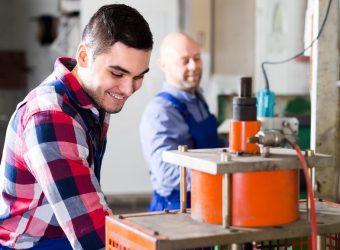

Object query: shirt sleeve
[139,98,194,196]
[22,110,111,250]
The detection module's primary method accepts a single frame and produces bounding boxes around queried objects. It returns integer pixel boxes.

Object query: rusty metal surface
[106,201,340,249]
[312,0,340,202]
[162,148,332,175]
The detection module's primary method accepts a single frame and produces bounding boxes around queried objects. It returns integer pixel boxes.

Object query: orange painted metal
[228,121,261,154]
[191,119,299,227]
[229,120,299,227]
[191,170,223,224]
[191,120,261,224]
[105,216,157,250]
[231,169,299,226]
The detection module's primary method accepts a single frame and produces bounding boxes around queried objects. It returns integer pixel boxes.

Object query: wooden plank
[162,148,332,175]
[106,201,340,249]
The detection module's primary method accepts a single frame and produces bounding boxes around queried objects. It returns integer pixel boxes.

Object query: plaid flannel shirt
[0,57,112,249]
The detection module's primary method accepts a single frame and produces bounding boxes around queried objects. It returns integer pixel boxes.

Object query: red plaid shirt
[0,57,111,249]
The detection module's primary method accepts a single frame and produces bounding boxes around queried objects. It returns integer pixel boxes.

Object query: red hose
[294,144,317,250]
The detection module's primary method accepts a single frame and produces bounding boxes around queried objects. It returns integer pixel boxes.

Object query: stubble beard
[84,87,124,114]
[180,74,201,92]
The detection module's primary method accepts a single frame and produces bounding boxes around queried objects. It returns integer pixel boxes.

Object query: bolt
[248,136,259,143]
[178,145,188,152]
[220,153,231,162]
[305,149,315,157]
[236,151,244,156]
[260,146,270,158]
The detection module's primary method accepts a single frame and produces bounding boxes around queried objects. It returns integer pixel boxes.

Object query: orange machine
[191,77,299,226]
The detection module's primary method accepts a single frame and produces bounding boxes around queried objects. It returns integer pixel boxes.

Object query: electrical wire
[293,144,317,250]
[262,0,333,90]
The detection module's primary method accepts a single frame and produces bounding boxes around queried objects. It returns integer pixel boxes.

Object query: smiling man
[139,32,225,212]
[0,4,152,250]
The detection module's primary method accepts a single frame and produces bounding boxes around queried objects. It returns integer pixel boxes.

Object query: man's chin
[108,107,123,114]
[104,104,124,114]
[181,81,198,93]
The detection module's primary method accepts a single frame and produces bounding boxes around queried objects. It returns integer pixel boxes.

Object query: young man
[0,4,153,250]
[139,32,225,212]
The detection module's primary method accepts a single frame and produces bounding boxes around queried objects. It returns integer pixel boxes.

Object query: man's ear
[76,43,89,67]
[158,58,165,71]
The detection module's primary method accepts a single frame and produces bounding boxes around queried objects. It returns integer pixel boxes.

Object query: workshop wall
[0,0,60,155]
[0,0,314,201]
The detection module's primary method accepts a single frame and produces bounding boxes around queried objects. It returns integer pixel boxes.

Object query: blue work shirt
[139,82,224,197]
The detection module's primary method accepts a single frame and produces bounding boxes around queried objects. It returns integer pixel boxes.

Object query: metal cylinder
[191,76,299,227]
[232,77,257,121]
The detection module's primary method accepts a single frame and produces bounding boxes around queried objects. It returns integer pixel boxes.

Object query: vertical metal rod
[308,166,316,223]
[311,167,316,193]
[307,168,311,222]
[306,149,315,222]
[317,235,326,250]
[178,145,188,213]
[230,243,242,250]
[222,173,231,228]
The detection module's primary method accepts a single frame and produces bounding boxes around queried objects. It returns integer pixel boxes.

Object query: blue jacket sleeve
[139,97,193,197]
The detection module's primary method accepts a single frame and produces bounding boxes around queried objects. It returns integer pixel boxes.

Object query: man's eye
[111,72,123,77]
[134,75,144,80]
[182,59,189,64]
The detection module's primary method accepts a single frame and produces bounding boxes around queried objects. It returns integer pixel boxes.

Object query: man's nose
[120,79,135,97]
[187,58,197,70]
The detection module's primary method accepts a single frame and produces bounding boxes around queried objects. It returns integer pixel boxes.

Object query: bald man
[139,32,226,211]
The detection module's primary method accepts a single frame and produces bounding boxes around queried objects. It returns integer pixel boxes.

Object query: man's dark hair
[82,4,153,58]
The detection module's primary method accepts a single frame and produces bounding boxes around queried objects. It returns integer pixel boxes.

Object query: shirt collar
[54,57,95,111]
[162,82,199,102]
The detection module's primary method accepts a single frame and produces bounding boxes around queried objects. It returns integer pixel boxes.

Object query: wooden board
[106,201,340,249]
[162,148,332,175]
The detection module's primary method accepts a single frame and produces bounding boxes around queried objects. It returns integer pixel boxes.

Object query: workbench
[106,201,340,249]
[106,147,338,249]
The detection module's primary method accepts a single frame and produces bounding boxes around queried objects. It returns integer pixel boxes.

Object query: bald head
[158,32,203,94]
[160,32,198,59]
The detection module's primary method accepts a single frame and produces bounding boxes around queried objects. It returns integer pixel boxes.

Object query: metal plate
[106,201,340,249]
[162,148,332,175]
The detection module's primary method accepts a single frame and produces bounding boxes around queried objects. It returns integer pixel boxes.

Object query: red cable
[294,144,317,250]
